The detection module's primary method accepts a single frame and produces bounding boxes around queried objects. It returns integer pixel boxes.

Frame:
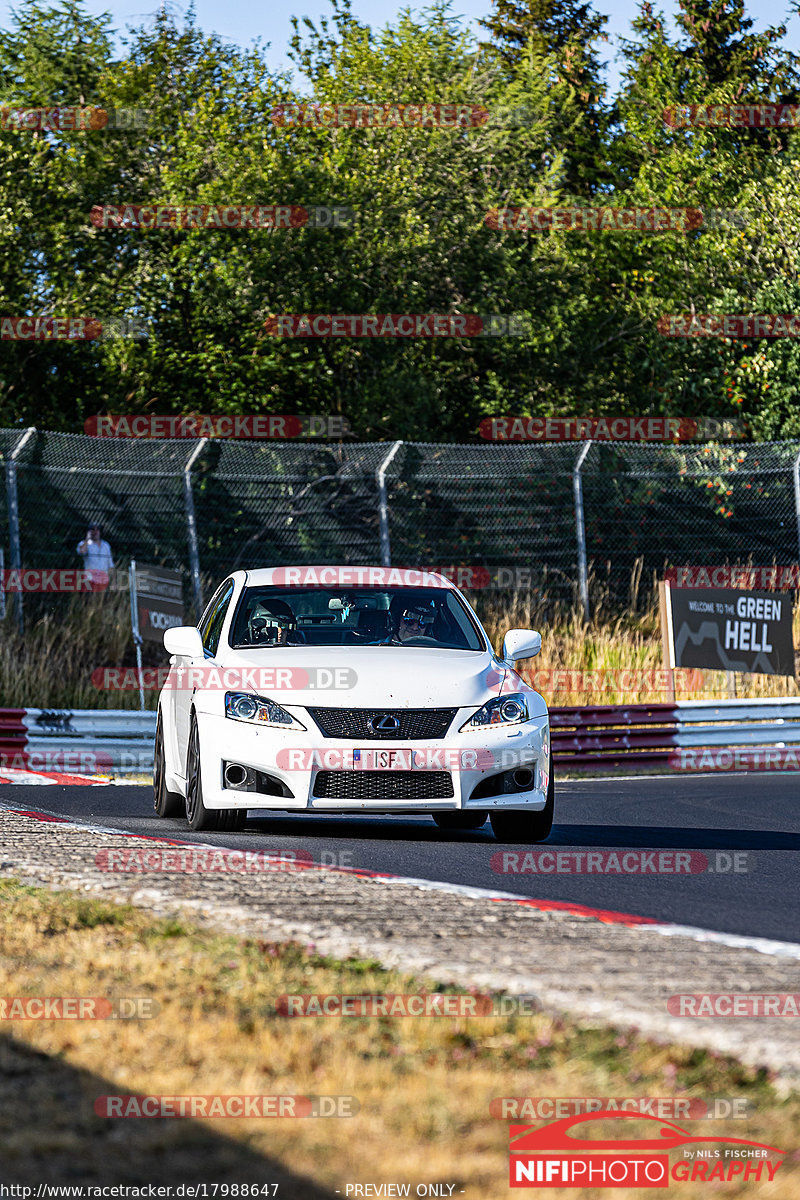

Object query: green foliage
[0,0,799,439]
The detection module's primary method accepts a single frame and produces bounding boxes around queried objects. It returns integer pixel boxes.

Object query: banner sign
[665,584,794,676]
[134,563,184,644]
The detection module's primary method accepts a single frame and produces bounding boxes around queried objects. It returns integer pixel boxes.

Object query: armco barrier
[1,699,800,779]
[551,697,800,769]
[0,709,28,770]
[0,708,156,774]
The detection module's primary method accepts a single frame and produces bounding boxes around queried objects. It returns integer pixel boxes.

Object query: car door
[174,578,235,776]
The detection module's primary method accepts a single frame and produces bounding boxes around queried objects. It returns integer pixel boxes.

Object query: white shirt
[77,538,114,573]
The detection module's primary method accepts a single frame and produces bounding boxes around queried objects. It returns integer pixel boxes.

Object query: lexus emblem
[369,713,401,733]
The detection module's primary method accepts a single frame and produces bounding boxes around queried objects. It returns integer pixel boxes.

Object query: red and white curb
[2,801,800,962]
[0,768,111,786]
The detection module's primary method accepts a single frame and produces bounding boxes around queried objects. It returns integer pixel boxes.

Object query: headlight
[460,692,529,732]
[224,692,306,730]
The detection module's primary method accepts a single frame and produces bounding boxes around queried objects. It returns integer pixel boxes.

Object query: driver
[390,601,438,644]
[247,598,298,645]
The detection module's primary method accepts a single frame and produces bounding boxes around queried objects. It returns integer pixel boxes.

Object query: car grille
[313,770,454,800]
[307,708,458,740]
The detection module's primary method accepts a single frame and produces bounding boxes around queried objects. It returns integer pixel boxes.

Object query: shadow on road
[0,1033,338,1192]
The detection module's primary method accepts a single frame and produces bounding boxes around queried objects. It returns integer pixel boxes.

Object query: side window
[199,579,235,657]
[197,581,229,640]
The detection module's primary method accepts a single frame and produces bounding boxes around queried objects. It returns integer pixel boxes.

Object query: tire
[153,715,183,818]
[433,811,488,831]
[184,715,219,832]
[490,763,554,844]
[217,808,247,832]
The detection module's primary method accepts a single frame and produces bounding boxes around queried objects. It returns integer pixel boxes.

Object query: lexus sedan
[153,566,552,842]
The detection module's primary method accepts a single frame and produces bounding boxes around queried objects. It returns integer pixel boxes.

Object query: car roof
[240,566,457,590]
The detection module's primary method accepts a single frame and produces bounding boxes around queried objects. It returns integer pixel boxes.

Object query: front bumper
[195,709,550,812]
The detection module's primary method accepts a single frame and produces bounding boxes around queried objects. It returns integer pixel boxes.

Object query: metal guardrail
[0,708,155,775]
[2,700,800,779]
[24,709,156,738]
[551,698,800,769]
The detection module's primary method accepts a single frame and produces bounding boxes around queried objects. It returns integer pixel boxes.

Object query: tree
[479,0,611,194]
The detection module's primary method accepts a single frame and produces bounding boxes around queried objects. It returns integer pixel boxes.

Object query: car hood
[216,645,541,711]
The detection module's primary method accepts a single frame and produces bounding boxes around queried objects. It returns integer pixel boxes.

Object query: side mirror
[164,625,204,658]
[502,628,542,663]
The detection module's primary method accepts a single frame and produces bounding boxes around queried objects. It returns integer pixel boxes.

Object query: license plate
[354,748,413,770]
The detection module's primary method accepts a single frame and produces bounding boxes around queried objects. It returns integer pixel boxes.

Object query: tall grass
[0,589,155,709]
[1,566,798,709]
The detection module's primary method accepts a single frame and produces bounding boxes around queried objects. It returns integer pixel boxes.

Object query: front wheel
[185,717,246,832]
[490,763,554,844]
[185,716,219,832]
[433,811,488,831]
[153,715,183,818]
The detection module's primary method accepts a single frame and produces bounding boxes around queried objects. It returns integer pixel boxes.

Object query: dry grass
[0,588,156,709]
[0,880,797,1194]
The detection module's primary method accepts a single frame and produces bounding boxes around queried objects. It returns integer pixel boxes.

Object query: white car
[153,566,553,842]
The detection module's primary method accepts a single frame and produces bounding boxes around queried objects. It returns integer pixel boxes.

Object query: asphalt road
[2,773,798,944]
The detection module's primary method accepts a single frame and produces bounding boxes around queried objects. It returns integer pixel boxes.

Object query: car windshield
[229,587,485,651]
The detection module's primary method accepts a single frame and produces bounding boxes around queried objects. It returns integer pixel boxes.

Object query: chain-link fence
[2,428,800,624]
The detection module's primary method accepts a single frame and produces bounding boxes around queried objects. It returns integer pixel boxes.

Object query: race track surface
[2,772,797,944]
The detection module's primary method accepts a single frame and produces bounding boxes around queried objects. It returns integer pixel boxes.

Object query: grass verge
[0,879,797,1194]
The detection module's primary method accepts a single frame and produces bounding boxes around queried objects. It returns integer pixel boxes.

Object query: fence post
[184,439,207,619]
[0,546,4,621]
[793,448,800,567]
[5,426,36,635]
[377,440,403,567]
[573,440,592,622]
[128,560,146,713]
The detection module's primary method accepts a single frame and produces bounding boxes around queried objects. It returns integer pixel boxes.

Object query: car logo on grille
[369,713,401,733]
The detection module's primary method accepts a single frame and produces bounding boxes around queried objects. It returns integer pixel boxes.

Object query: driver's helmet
[396,598,437,638]
[248,598,297,644]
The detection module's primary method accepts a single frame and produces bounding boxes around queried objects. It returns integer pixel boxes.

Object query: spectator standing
[77,522,114,585]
